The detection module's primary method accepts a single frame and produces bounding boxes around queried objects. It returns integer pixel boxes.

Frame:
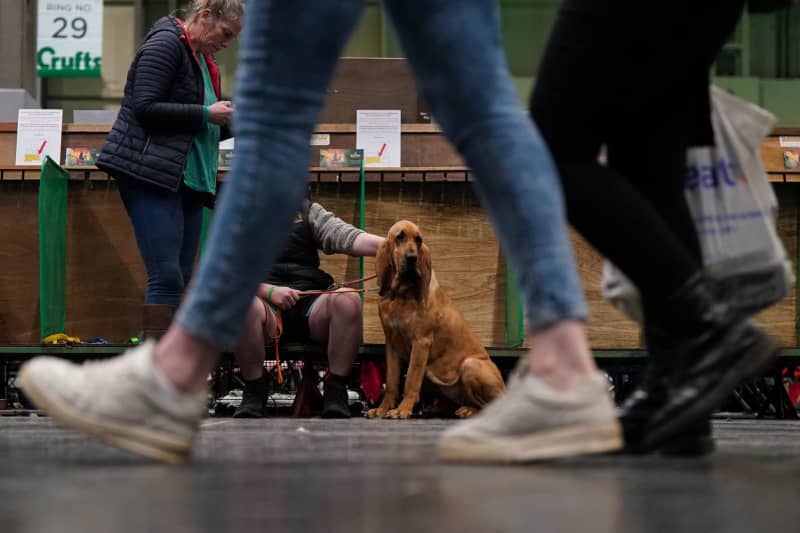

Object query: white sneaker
[437,371,623,462]
[16,341,207,464]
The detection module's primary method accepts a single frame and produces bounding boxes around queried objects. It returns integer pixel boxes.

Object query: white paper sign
[37,0,103,78]
[356,110,401,168]
[15,109,64,166]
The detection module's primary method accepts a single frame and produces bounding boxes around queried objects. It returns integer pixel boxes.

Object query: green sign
[37,1,103,78]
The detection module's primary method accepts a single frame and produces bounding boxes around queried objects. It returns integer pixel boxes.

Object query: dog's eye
[415,235,422,246]
[396,231,405,243]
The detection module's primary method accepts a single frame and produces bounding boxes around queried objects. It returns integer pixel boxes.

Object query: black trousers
[530,0,746,305]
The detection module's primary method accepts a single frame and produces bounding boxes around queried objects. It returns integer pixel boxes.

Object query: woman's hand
[208,100,234,126]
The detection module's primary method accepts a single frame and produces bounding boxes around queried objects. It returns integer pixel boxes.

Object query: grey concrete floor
[0,417,798,533]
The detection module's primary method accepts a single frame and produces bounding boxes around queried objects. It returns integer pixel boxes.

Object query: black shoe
[640,321,776,451]
[621,384,716,457]
[619,332,714,455]
[659,418,715,457]
[629,273,778,453]
[321,379,351,419]
[233,375,268,418]
[618,380,670,454]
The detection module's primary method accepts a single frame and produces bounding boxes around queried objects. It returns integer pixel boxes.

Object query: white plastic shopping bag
[602,86,793,322]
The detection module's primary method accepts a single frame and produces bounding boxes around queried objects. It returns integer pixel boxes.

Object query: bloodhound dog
[366,220,505,419]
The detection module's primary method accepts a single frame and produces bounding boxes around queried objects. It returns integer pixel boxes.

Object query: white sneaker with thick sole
[438,371,623,463]
[16,341,207,464]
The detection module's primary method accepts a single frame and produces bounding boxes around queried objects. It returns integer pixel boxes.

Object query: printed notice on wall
[356,110,401,168]
[15,109,64,166]
[779,136,800,148]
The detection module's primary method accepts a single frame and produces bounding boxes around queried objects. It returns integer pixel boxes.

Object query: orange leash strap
[296,287,376,297]
[273,309,284,384]
[339,273,377,287]
[296,273,379,297]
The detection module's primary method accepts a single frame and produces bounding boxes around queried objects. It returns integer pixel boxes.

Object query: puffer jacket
[97,16,227,191]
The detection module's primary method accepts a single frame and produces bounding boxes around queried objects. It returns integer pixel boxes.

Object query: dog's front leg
[365,343,402,418]
[385,338,431,419]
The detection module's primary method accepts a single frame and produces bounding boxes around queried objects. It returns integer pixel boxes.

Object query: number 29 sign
[37,1,103,78]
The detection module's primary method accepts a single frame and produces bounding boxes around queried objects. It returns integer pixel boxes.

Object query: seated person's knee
[246,296,278,339]
[331,291,362,322]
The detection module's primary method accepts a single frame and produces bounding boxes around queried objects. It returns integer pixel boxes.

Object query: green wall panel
[500,0,560,77]
[712,76,761,104]
[761,79,800,126]
[511,76,535,104]
[342,6,385,58]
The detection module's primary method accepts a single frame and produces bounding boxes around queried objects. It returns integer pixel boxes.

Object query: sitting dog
[366,220,505,419]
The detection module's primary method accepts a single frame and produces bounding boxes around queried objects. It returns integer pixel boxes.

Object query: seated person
[233,199,384,418]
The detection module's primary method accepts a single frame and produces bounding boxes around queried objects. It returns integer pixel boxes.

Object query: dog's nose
[405,252,417,265]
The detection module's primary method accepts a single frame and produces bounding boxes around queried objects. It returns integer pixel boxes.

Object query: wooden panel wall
[65,179,146,342]
[306,126,465,169]
[0,177,650,347]
[1,125,798,348]
[314,183,645,349]
[0,181,39,342]
[0,179,145,343]
[314,182,506,346]
[318,58,426,124]
[752,184,798,346]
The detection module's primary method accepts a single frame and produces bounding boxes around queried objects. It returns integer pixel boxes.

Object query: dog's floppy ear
[375,237,395,297]
[418,241,432,293]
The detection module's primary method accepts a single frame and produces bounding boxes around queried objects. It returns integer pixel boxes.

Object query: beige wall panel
[0,0,36,95]
[753,185,797,346]
[570,230,643,350]
[101,5,137,100]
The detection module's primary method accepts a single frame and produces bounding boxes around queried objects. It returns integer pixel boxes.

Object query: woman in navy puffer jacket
[97,0,243,338]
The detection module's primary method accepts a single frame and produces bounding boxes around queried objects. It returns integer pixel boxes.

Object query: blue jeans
[118,179,205,305]
[177,0,588,350]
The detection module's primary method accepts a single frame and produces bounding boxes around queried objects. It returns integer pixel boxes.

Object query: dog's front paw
[365,407,389,418]
[384,406,413,419]
[455,406,479,418]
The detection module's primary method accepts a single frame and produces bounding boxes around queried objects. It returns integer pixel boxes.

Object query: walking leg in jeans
[382,0,620,462]
[18,0,621,463]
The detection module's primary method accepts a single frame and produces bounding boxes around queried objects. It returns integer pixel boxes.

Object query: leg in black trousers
[531,0,778,453]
